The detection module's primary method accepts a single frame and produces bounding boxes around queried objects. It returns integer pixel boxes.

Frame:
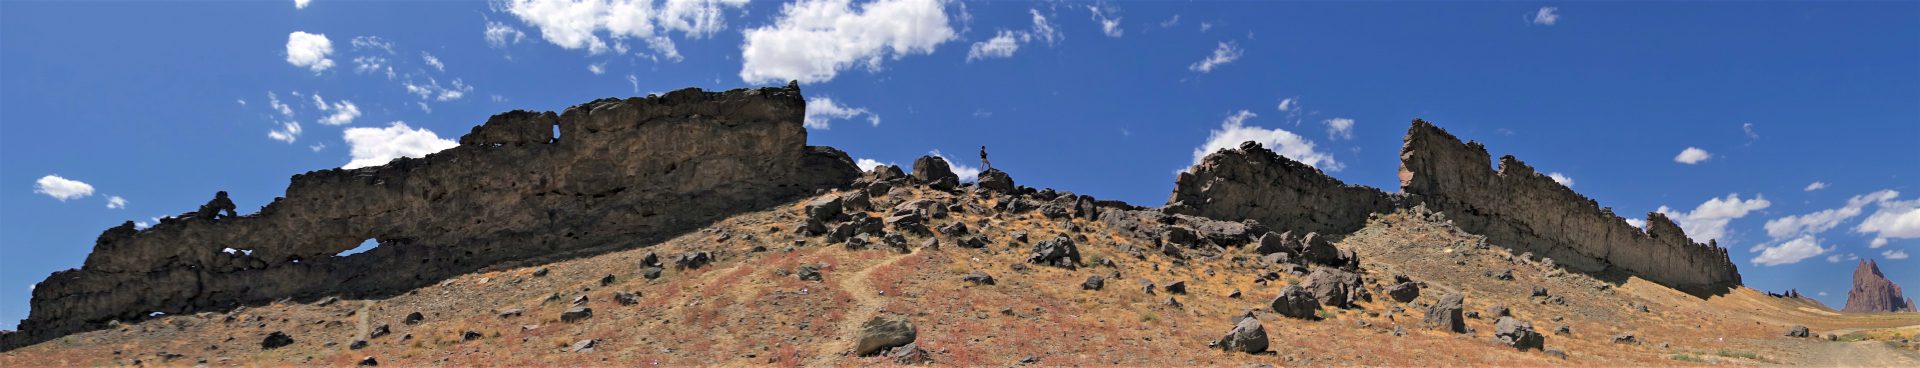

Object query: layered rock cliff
[1842,259,1916,313]
[2,83,859,350]
[1170,119,1741,296]
[1398,120,1740,296]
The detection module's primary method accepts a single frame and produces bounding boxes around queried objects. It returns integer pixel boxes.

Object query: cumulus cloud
[1674,147,1711,164]
[1188,41,1242,73]
[1857,196,1920,247]
[1752,235,1825,266]
[1805,181,1828,192]
[342,122,460,169]
[33,175,95,201]
[1656,193,1772,244]
[1886,249,1910,260]
[739,0,957,84]
[485,20,528,49]
[106,196,127,209]
[964,9,1060,62]
[1547,172,1574,188]
[1624,218,1647,229]
[1764,190,1898,240]
[500,0,750,61]
[1323,118,1354,140]
[1531,7,1559,26]
[803,97,880,129]
[1191,110,1340,172]
[1088,4,1122,37]
[286,31,336,73]
[295,0,311,9]
[268,120,303,143]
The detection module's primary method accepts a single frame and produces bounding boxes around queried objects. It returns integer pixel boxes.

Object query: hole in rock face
[552,124,562,142]
[336,238,379,257]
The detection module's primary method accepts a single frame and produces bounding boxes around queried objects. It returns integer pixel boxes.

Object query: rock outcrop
[3,83,860,350]
[1842,259,1916,313]
[1169,119,1742,296]
[1167,141,1403,236]
[1398,120,1739,296]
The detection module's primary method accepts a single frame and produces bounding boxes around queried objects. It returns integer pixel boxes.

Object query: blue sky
[3,1,1916,328]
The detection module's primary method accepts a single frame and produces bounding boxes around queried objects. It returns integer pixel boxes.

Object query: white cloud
[286,31,336,73]
[1674,147,1711,164]
[33,175,95,201]
[1191,110,1341,172]
[308,93,362,126]
[1886,249,1910,260]
[352,56,392,78]
[1743,123,1759,143]
[627,74,640,93]
[739,0,957,84]
[588,63,607,75]
[342,122,460,169]
[268,120,302,143]
[803,97,879,129]
[964,9,1059,62]
[854,158,891,172]
[1531,7,1559,26]
[403,77,472,102]
[966,31,1021,62]
[350,36,395,54]
[1751,235,1826,266]
[1547,172,1574,187]
[106,195,127,209]
[267,92,294,117]
[1188,41,1242,73]
[1088,4,1122,37]
[1159,14,1179,28]
[501,0,749,61]
[1655,193,1772,244]
[1871,238,1889,248]
[1624,218,1647,229]
[236,99,247,107]
[1199,22,1212,32]
[421,52,445,72]
[1275,97,1297,112]
[1323,118,1354,140]
[1827,253,1859,263]
[1857,197,1920,246]
[294,0,311,10]
[1764,190,1897,239]
[1805,181,1828,192]
[928,149,981,182]
[485,21,528,49]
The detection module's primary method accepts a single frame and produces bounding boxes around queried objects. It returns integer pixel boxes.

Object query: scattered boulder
[1303,267,1366,308]
[1531,286,1549,298]
[854,316,917,356]
[261,331,294,349]
[1025,236,1082,268]
[1554,324,1571,335]
[962,271,996,286]
[599,274,616,286]
[613,292,639,306]
[1082,275,1105,291]
[798,264,823,281]
[977,169,1016,193]
[959,235,989,249]
[1386,282,1421,303]
[1424,293,1467,333]
[1493,317,1545,351]
[674,252,713,270]
[496,308,524,318]
[1611,333,1638,344]
[911,155,961,190]
[532,268,549,277]
[1141,280,1157,295]
[560,307,593,323]
[642,267,664,280]
[886,342,931,364]
[1215,317,1269,354]
[349,339,368,350]
[358,356,379,366]
[369,324,390,339]
[1785,325,1811,338]
[568,339,598,353]
[1271,285,1322,320]
[402,312,424,325]
[640,252,661,268]
[1489,269,1514,281]
[461,330,483,341]
[1488,304,1512,318]
[1164,281,1188,295]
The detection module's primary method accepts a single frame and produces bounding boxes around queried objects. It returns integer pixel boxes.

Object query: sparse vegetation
[1670,353,1708,363]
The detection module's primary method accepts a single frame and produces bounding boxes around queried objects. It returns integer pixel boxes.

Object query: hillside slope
[6,174,1915,366]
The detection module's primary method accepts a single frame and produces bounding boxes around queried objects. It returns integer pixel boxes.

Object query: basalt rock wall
[3,84,860,350]
[1168,120,1740,296]
[1398,120,1740,295]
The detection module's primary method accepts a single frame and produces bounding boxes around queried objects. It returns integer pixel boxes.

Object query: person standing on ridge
[980,145,992,171]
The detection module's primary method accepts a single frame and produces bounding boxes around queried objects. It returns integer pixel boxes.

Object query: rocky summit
[1843,259,1917,313]
[3,84,1918,367]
